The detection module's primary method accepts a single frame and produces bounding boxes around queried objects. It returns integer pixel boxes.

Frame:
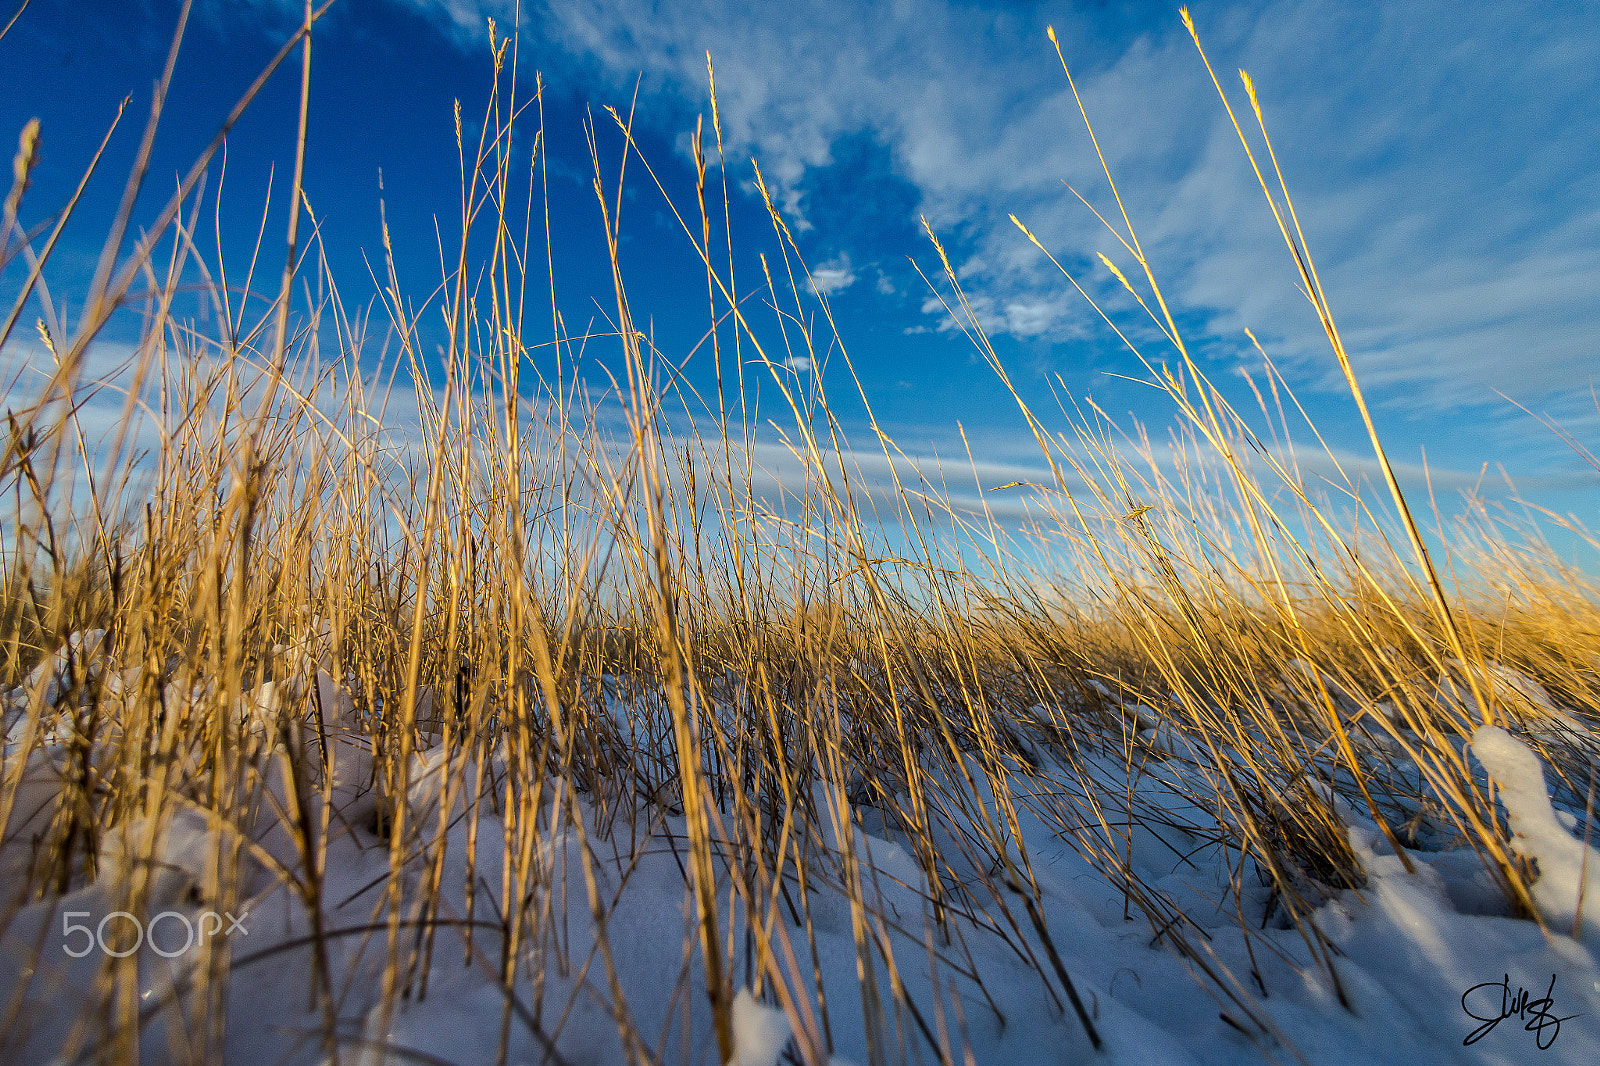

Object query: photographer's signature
[1462,973,1580,1050]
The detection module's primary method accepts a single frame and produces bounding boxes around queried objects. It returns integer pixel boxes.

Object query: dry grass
[2,5,1598,1064]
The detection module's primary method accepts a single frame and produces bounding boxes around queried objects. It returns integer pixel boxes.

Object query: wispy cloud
[807,253,856,296]
[218,0,1600,477]
[433,0,1600,424]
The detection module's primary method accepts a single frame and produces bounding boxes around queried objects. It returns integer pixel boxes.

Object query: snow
[3,634,1600,1063]
[731,987,792,1066]
[1471,725,1600,938]
[1444,661,1600,756]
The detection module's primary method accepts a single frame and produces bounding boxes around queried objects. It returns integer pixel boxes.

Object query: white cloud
[1002,301,1055,338]
[671,417,1592,551]
[427,0,1600,424]
[807,253,857,296]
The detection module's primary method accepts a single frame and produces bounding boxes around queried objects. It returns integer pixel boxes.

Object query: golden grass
[1,5,1598,1064]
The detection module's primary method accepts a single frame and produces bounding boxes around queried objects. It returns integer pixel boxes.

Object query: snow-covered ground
[3,635,1598,1064]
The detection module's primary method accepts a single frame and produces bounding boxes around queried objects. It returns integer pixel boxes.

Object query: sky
[2,0,1599,566]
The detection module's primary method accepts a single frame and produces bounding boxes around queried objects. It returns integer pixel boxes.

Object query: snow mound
[1471,724,1600,937]
[729,988,791,1066]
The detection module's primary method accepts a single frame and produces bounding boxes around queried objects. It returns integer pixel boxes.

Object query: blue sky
[3,0,1599,561]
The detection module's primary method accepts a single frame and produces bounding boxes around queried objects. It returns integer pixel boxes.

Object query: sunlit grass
[2,4,1597,1064]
